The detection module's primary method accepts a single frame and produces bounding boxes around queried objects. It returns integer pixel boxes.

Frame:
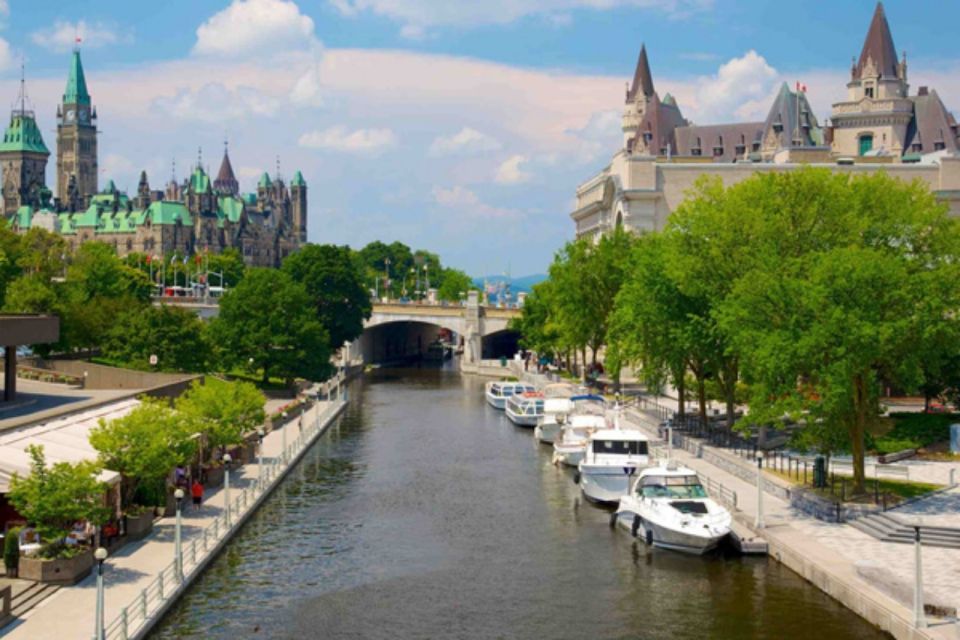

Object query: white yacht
[484,381,536,410]
[505,391,545,427]
[550,395,607,464]
[614,462,731,554]
[577,429,650,504]
[533,384,581,444]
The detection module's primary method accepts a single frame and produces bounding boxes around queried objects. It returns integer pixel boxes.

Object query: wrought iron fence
[102,399,345,640]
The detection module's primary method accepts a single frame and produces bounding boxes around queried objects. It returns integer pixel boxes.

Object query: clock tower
[56,48,97,210]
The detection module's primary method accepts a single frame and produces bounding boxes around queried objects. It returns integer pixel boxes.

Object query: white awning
[0,399,139,493]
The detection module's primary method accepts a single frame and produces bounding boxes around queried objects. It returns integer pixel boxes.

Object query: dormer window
[934,142,946,151]
[865,86,874,99]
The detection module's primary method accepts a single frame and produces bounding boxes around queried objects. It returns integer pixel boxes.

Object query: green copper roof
[13,205,31,229]
[0,113,50,154]
[71,204,102,228]
[103,179,116,194]
[217,196,243,224]
[145,200,192,226]
[258,172,271,188]
[662,93,676,106]
[190,167,211,193]
[64,50,91,106]
[290,170,305,187]
[242,193,256,205]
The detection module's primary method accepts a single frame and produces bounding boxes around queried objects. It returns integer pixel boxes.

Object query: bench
[878,449,916,464]
[875,464,910,480]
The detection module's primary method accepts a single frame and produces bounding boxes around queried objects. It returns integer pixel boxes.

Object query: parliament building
[0,50,306,267]
[572,2,960,238]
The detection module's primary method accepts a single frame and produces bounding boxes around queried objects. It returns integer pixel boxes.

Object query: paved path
[4,399,341,640]
[624,409,960,640]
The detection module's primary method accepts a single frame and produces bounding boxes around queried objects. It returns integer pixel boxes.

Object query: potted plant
[7,446,110,584]
[90,398,199,538]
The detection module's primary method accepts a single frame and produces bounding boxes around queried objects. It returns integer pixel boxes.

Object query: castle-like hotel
[0,50,306,266]
[573,2,960,237]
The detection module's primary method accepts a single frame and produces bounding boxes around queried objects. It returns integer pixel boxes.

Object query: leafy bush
[872,437,921,455]
[876,412,957,452]
[3,527,20,571]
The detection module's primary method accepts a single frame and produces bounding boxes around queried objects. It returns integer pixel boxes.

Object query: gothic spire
[626,44,655,102]
[855,2,899,80]
[64,48,91,106]
[214,141,239,196]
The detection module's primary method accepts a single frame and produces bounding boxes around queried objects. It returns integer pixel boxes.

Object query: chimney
[918,86,929,96]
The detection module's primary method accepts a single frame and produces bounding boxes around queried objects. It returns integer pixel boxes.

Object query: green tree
[714,169,960,493]
[16,228,68,281]
[102,304,213,372]
[90,398,199,508]
[206,247,246,288]
[509,280,560,360]
[68,242,152,302]
[175,378,265,452]
[282,244,371,349]
[211,268,332,385]
[436,268,472,302]
[7,445,111,544]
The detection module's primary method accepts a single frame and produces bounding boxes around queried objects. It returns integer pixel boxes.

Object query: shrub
[3,527,20,572]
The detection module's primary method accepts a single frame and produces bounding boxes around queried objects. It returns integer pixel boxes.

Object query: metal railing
[101,399,345,640]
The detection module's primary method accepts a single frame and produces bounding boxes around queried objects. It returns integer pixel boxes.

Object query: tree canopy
[211,268,332,384]
[175,378,265,452]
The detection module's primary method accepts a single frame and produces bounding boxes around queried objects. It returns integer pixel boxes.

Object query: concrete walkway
[625,408,960,640]
[4,398,343,640]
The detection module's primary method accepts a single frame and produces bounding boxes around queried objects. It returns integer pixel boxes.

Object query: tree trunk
[581,346,588,382]
[261,365,270,386]
[924,391,931,413]
[697,377,708,428]
[850,372,869,495]
[676,372,686,423]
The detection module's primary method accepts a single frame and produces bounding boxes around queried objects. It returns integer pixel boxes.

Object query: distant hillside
[473,274,547,294]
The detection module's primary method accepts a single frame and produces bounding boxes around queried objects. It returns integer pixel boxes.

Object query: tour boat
[577,428,650,504]
[505,391,545,427]
[485,381,537,410]
[614,462,731,554]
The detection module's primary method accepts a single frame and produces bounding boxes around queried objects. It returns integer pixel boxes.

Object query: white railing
[101,399,346,640]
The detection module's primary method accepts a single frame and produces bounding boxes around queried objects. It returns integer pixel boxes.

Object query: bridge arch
[360,318,463,365]
[480,327,522,360]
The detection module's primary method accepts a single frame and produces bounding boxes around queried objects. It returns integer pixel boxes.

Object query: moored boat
[614,462,731,554]
[506,391,545,427]
[485,381,536,410]
[577,428,650,504]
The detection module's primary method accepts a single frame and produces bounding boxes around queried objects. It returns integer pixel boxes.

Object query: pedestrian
[191,479,204,511]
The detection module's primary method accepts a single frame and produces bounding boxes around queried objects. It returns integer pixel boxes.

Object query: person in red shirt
[191,479,204,511]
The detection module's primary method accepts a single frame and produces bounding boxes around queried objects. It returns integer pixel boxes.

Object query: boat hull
[485,393,507,409]
[506,410,539,427]
[553,445,585,467]
[578,466,637,504]
[615,511,728,555]
[534,421,562,444]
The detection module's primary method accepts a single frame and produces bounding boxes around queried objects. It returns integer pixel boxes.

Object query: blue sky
[3,1,959,275]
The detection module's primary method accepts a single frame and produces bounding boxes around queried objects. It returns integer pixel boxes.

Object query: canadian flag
[796,82,808,93]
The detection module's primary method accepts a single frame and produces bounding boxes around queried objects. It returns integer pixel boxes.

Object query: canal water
[151,368,887,640]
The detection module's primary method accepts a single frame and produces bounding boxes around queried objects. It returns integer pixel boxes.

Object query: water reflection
[151,368,886,640]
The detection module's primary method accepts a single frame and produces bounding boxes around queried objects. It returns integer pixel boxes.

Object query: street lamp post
[257,428,265,491]
[223,453,233,527]
[914,524,926,629]
[384,257,391,301]
[174,488,184,581]
[755,452,765,529]
[93,547,108,640]
[281,411,288,463]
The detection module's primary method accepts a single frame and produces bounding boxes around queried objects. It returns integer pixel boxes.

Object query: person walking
[191,479,204,511]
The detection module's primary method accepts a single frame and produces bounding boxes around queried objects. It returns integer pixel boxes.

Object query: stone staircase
[849,512,960,549]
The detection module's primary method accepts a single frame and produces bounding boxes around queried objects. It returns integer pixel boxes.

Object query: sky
[2,0,959,276]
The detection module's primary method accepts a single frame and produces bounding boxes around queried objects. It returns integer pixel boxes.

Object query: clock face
[78,109,87,123]
[66,110,75,122]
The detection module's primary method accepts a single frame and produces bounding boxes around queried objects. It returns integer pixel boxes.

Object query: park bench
[877,449,916,464]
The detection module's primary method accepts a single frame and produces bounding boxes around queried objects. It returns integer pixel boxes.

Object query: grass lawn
[222,368,293,391]
[767,467,941,505]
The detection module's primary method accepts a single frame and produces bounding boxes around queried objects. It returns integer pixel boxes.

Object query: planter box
[124,511,155,541]
[19,550,93,585]
[204,465,224,489]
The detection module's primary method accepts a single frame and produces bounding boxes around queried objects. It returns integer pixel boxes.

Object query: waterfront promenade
[623,407,960,640]
[4,396,346,640]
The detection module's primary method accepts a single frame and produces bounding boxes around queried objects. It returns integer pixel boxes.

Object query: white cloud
[0,38,12,72]
[31,20,128,53]
[429,127,501,156]
[194,0,319,57]
[432,185,516,218]
[298,126,397,155]
[100,153,135,186]
[152,83,281,122]
[0,1,8,17]
[290,63,324,107]
[494,155,531,184]
[331,0,713,36]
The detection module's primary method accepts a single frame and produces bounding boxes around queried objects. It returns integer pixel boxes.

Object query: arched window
[615,211,623,229]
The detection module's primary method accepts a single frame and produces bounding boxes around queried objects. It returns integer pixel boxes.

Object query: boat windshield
[592,439,648,455]
[639,474,707,499]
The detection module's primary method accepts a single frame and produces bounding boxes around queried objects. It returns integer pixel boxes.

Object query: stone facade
[573,2,960,239]
[1,50,307,268]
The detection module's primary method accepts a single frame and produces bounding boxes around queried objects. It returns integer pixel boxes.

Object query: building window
[735,145,746,156]
[859,134,874,156]
[752,142,760,152]
[865,86,874,99]
[934,142,946,151]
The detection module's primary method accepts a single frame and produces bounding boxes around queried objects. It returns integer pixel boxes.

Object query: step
[10,583,58,618]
